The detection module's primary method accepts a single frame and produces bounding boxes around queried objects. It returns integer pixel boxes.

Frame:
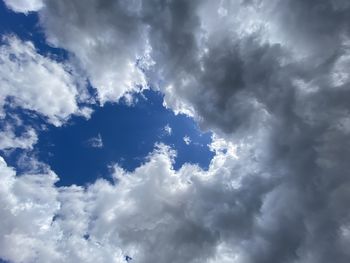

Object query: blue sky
[0,1,213,187]
[36,90,213,186]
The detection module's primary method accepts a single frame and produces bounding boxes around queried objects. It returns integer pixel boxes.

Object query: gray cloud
[1,0,350,262]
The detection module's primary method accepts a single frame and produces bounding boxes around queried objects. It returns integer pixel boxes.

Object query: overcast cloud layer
[1,0,350,262]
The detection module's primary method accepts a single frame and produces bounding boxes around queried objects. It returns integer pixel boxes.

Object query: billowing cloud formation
[1,0,350,262]
[39,0,150,104]
[0,141,271,263]
[0,36,89,126]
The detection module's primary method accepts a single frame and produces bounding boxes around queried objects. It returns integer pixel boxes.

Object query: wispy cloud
[86,133,103,148]
[163,124,172,136]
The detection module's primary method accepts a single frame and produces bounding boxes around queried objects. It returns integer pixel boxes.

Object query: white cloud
[183,135,191,145]
[0,155,126,263]
[3,0,43,13]
[86,133,103,148]
[0,157,60,263]
[0,125,37,150]
[0,36,87,126]
[163,124,172,136]
[39,0,150,104]
[0,140,260,263]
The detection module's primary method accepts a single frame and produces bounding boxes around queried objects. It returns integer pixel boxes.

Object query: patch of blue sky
[1,91,214,186]
[36,90,214,186]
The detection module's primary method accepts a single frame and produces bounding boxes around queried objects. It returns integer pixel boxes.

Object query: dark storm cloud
[148,1,350,261]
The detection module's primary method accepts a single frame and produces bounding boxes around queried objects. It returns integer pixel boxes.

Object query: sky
[0,0,350,263]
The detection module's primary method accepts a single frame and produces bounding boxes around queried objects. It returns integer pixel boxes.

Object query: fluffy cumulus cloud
[0,36,89,127]
[38,0,150,104]
[0,140,271,263]
[1,0,350,262]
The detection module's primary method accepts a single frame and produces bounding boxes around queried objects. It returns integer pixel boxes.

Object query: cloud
[0,155,127,263]
[1,130,350,263]
[183,135,191,145]
[0,36,88,126]
[166,3,350,262]
[0,156,60,263]
[3,0,43,13]
[151,1,350,262]
[86,133,103,148]
[1,0,350,262]
[38,0,151,104]
[0,125,37,150]
[163,124,172,136]
[0,140,272,263]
